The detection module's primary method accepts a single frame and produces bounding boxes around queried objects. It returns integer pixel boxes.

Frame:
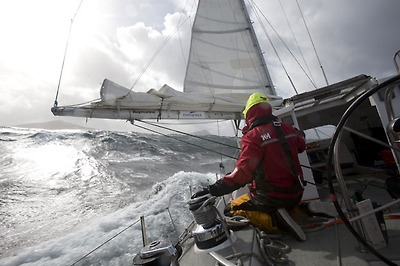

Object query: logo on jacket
[261,133,271,141]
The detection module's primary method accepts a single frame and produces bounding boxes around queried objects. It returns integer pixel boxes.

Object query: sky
[0,0,399,134]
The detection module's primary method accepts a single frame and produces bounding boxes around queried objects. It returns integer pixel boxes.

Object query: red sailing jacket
[222,103,306,199]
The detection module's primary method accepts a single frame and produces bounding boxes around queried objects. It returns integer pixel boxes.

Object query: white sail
[184,0,275,96]
[52,0,282,121]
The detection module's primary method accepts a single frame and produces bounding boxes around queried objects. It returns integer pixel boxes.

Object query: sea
[0,126,238,266]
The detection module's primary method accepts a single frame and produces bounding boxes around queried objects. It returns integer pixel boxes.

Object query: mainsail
[184,0,275,96]
[51,0,282,121]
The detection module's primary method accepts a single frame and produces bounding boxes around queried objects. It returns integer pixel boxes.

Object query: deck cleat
[132,239,181,266]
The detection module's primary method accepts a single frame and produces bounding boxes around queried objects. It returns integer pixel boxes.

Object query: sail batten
[185,81,270,91]
[193,27,249,34]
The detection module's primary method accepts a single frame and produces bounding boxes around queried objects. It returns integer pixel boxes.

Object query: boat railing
[140,216,147,247]
[394,50,400,74]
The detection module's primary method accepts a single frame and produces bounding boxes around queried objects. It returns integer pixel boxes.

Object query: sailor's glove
[209,179,242,196]
[191,187,210,199]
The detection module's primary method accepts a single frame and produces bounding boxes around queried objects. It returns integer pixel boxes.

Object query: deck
[178,176,400,265]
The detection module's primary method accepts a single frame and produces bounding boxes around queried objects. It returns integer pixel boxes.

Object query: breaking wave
[0,127,237,265]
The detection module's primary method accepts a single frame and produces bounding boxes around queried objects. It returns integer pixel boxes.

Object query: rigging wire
[54,98,101,108]
[70,218,141,266]
[248,1,298,95]
[136,120,346,183]
[133,121,361,190]
[248,0,317,93]
[278,0,316,86]
[216,120,224,166]
[54,0,83,107]
[238,0,273,95]
[176,0,197,69]
[295,0,329,86]
[137,120,239,150]
[54,0,84,107]
[131,121,238,160]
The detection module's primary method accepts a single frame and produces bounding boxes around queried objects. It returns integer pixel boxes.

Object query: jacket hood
[245,102,273,127]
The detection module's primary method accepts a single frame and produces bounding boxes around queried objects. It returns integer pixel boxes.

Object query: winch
[187,192,234,251]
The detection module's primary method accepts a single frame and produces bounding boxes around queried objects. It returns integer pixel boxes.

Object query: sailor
[195,93,308,241]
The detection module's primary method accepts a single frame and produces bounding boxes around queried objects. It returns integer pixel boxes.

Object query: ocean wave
[0,171,214,266]
[0,127,237,263]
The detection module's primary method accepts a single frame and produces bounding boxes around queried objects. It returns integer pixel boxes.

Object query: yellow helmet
[243,93,270,118]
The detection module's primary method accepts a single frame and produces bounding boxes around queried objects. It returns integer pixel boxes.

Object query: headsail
[52,0,282,121]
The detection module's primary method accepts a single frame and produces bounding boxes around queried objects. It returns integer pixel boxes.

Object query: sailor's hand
[191,187,210,199]
[209,179,243,196]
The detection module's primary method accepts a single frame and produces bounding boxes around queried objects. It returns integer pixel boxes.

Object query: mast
[240,0,276,95]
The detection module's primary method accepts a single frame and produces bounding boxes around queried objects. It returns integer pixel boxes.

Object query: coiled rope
[255,228,291,265]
